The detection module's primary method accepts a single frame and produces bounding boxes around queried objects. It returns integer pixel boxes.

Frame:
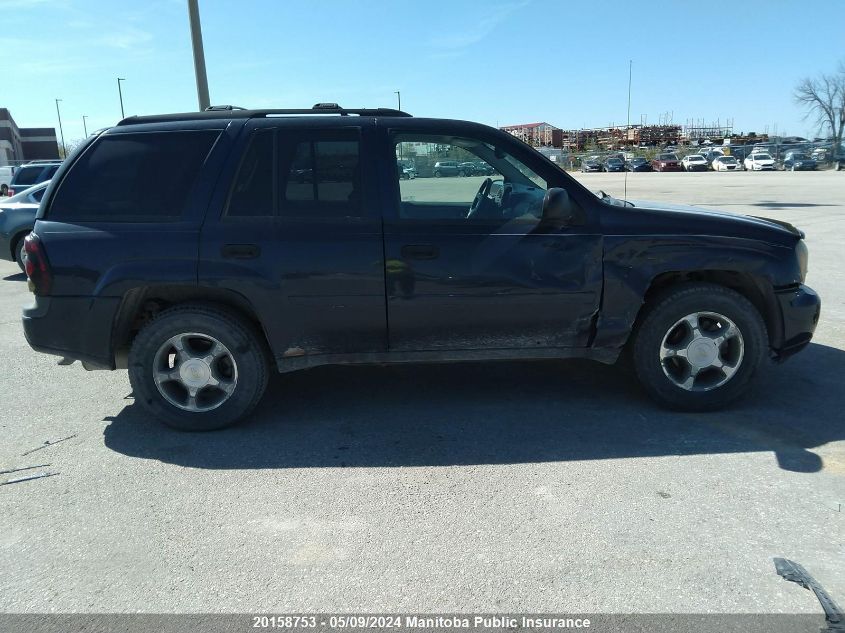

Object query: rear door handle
[221,244,260,259]
[401,244,439,260]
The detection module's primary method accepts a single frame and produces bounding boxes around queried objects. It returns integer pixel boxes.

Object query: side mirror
[541,187,580,226]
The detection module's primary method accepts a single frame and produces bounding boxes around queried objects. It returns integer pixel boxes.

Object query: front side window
[50,130,220,221]
[393,133,549,223]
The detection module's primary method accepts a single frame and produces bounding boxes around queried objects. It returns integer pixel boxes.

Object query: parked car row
[577,148,831,173]
[430,160,495,177]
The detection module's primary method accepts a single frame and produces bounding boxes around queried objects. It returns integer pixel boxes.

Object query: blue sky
[2,0,843,143]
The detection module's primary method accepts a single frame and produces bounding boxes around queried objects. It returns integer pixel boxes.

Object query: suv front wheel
[128,305,269,431]
[631,283,767,411]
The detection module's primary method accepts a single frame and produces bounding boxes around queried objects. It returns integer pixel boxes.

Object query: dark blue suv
[22,105,820,430]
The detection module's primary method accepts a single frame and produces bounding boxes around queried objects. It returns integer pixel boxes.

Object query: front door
[381,126,603,352]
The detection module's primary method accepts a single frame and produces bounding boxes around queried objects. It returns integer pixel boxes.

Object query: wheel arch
[631,270,781,351]
[111,285,275,370]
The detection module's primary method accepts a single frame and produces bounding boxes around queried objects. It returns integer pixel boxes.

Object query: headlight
[796,239,808,282]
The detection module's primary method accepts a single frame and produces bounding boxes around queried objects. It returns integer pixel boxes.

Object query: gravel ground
[0,171,843,615]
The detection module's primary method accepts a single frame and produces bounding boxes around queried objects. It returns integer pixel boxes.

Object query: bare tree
[795,61,845,161]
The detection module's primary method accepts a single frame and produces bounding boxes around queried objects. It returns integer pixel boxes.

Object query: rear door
[199,118,387,363]
[379,122,603,352]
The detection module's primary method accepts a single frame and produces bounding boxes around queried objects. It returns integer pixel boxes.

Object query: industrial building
[0,108,60,166]
[500,122,562,147]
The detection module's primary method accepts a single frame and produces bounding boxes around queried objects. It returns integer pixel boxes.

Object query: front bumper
[23,295,121,369]
[773,284,821,360]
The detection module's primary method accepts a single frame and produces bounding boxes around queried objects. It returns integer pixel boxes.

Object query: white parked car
[713,156,740,171]
[681,154,710,171]
[0,165,16,196]
[744,153,775,171]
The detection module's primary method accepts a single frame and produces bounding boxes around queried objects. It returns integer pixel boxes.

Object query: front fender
[593,235,799,349]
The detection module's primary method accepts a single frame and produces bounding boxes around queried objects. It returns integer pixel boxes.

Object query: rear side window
[49,130,220,221]
[224,128,362,220]
[280,137,361,216]
[227,131,274,217]
[12,165,45,186]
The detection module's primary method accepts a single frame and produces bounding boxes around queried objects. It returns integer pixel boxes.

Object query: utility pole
[55,99,66,157]
[82,115,88,137]
[117,78,126,118]
[394,90,401,111]
[187,0,211,111]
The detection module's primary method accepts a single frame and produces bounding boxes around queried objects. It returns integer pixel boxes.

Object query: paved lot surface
[1,171,843,614]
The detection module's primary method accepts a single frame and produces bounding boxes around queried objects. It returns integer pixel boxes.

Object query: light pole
[82,115,89,137]
[117,78,126,118]
[55,99,66,157]
[187,0,210,111]
[394,90,401,111]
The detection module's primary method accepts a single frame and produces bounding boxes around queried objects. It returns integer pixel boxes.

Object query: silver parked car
[0,180,50,271]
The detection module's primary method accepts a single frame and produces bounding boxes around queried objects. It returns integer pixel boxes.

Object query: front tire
[631,283,767,411]
[0,184,7,196]
[129,305,270,431]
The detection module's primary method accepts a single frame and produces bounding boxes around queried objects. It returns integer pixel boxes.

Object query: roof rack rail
[117,104,412,126]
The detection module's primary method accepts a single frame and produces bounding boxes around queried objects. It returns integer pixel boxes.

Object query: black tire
[1,184,7,196]
[434,171,441,178]
[631,283,768,411]
[128,305,270,431]
[14,237,26,272]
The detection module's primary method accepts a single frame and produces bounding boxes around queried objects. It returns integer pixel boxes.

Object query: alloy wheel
[152,332,238,412]
[659,312,744,392]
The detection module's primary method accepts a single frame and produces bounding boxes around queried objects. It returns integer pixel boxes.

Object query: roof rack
[117,103,412,126]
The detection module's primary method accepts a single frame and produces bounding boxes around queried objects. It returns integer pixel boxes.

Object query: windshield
[754,154,772,160]
[630,158,646,164]
[688,156,705,161]
[607,159,622,165]
[721,157,737,163]
[659,154,677,160]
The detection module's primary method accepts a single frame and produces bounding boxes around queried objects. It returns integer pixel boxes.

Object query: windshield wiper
[774,557,845,631]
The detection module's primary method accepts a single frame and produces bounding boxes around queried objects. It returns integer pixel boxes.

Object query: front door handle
[401,244,439,260]
[222,244,260,259]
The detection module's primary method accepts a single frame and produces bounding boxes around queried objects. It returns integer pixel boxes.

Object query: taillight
[24,233,52,296]
[7,188,14,196]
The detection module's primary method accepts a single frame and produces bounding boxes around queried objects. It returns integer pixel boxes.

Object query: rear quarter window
[12,165,45,186]
[48,130,220,222]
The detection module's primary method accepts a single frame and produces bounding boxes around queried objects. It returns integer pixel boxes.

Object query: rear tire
[15,238,26,272]
[631,283,767,411]
[1,184,7,196]
[128,305,270,431]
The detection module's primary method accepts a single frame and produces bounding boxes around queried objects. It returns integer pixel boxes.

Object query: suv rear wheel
[128,305,269,431]
[631,283,767,411]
